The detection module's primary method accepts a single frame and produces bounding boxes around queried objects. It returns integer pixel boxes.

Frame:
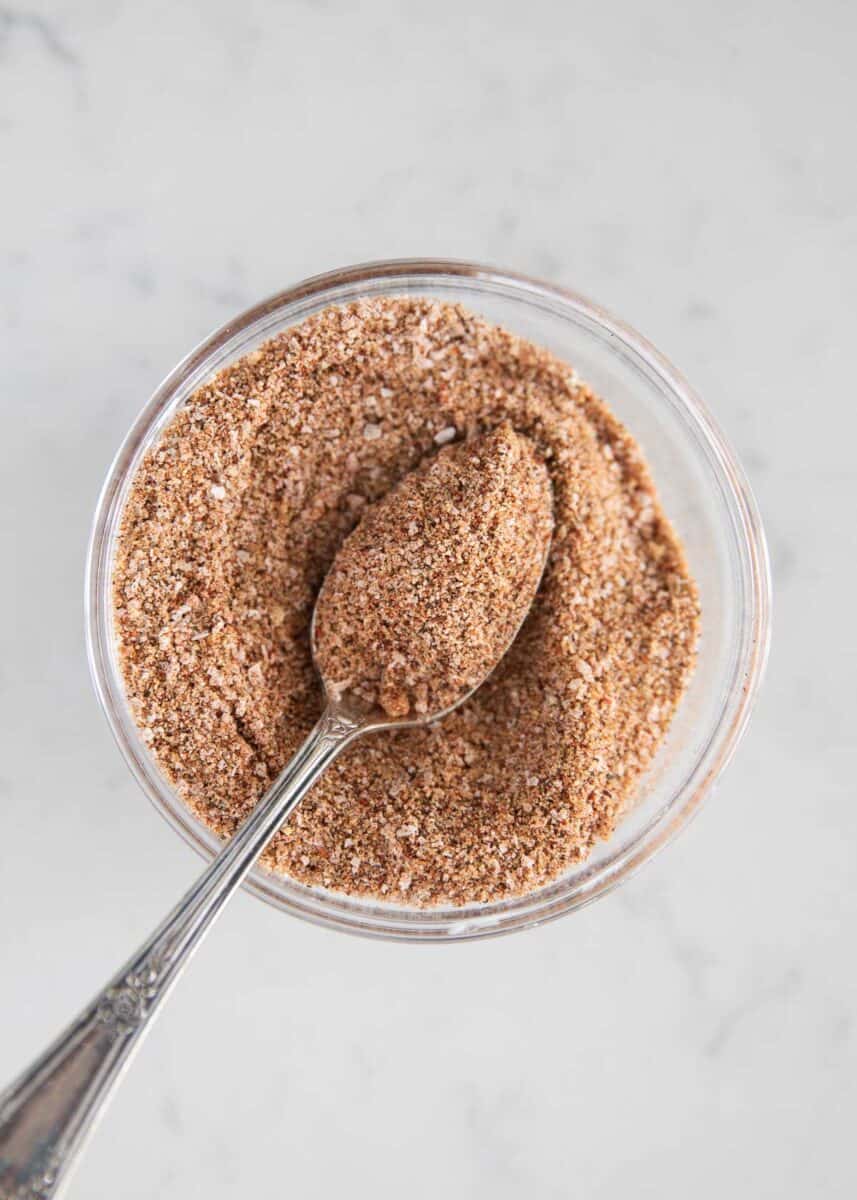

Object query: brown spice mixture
[113,297,699,906]
[314,424,553,719]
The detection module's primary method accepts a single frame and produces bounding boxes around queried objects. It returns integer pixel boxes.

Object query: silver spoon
[0,547,546,1199]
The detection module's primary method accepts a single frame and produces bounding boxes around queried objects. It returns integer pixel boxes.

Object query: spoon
[0,427,552,1199]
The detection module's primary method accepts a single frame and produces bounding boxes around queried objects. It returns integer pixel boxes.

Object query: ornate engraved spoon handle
[0,706,361,1200]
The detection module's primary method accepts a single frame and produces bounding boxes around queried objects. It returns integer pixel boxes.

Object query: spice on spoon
[313,424,554,719]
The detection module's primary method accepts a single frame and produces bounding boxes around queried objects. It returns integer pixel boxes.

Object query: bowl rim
[85,257,771,942]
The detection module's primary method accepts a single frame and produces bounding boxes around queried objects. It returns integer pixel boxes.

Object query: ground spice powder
[114,297,699,906]
[314,424,554,719]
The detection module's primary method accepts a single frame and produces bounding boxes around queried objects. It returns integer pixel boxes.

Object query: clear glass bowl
[86,260,771,941]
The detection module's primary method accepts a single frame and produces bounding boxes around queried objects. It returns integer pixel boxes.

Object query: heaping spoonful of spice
[314,421,554,721]
[0,423,553,1199]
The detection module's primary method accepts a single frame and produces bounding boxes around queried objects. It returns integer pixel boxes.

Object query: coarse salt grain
[433,425,457,445]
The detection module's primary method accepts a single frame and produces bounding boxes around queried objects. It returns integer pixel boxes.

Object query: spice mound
[113,296,699,907]
[314,424,553,719]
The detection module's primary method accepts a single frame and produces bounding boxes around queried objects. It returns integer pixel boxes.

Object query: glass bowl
[86,259,771,942]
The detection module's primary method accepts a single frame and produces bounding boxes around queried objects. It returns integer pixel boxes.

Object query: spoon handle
[0,705,360,1200]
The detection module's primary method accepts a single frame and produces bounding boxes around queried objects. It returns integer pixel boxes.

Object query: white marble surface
[2,2,855,1196]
